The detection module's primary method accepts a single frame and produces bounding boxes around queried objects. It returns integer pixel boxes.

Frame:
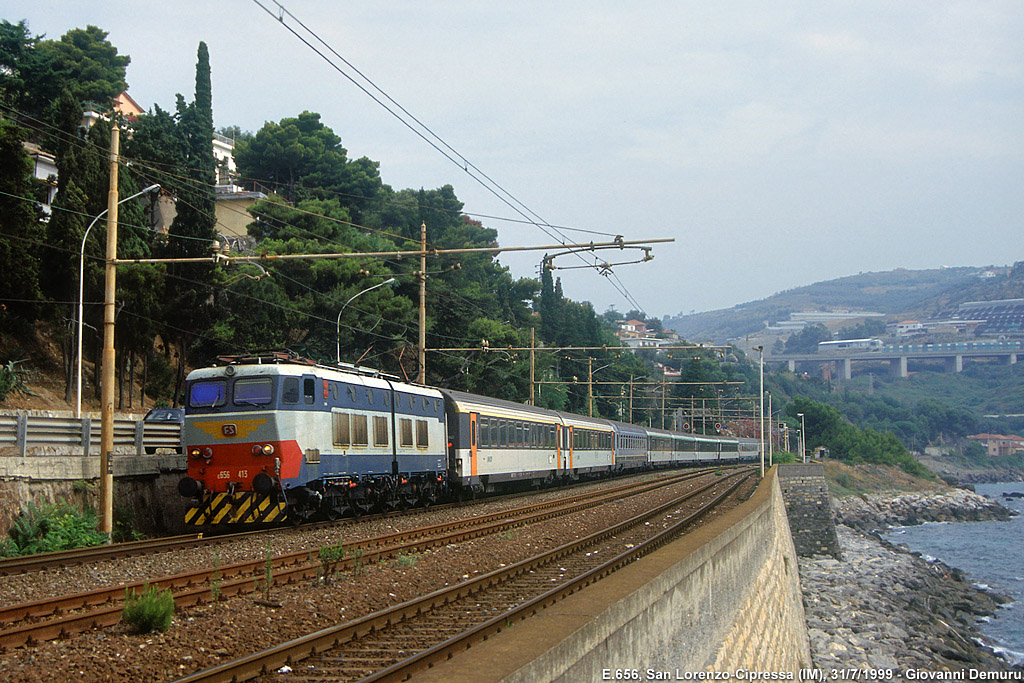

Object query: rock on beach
[835,488,1015,533]
[799,489,1021,675]
[800,526,1014,675]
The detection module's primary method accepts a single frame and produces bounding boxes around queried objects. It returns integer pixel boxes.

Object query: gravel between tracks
[0,470,749,683]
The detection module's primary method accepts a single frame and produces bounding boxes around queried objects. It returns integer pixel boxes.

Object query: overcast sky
[8,1,1023,318]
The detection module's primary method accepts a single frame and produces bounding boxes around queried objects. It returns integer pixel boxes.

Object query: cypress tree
[0,119,43,321]
[165,42,219,402]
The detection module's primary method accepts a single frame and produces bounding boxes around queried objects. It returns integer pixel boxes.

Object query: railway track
[0,468,733,651]
[170,468,754,683]
[0,467,709,577]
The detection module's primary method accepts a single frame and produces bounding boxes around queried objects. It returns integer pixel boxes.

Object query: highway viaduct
[768,343,1021,379]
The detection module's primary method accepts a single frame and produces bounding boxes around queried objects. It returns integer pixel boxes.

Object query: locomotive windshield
[189,380,227,408]
[233,377,274,405]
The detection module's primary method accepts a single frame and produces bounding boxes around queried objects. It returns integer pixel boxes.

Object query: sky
[7,1,1023,319]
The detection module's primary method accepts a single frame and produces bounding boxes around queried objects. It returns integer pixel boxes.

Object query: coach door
[564,426,572,470]
[469,413,478,477]
[555,424,562,471]
[567,426,574,470]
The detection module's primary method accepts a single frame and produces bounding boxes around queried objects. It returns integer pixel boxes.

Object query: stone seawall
[778,464,842,559]
[415,469,812,682]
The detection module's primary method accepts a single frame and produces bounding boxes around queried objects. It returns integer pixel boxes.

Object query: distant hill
[662,266,1007,343]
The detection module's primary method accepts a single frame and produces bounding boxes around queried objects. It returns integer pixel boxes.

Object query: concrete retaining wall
[417,468,812,682]
[0,454,188,537]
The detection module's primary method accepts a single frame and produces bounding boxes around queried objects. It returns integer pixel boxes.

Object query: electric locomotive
[177,351,759,527]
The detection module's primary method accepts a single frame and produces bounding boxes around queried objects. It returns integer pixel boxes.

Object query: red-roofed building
[967,433,1024,457]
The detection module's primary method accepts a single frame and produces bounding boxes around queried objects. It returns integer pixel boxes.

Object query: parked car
[143,407,184,454]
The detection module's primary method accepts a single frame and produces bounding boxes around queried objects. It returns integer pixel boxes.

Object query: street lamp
[797,412,806,463]
[76,183,160,417]
[754,345,764,477]
[336,277,395,364]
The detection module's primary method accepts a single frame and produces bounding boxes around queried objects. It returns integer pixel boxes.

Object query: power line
[251,0,647,313]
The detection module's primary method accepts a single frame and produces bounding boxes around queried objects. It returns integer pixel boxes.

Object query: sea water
[883,482,1024,666]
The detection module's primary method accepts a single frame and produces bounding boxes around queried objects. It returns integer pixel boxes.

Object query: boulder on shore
[835,489,1015,533]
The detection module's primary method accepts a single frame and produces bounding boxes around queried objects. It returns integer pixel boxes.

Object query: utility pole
[628,375,634,423]
[660,381,666,429]
[529,327,535,406]
[99,124,119,539]
[417,221,426,383]
[588,357,594,417]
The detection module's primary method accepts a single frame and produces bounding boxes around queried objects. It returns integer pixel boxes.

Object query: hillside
[663,266,986,343]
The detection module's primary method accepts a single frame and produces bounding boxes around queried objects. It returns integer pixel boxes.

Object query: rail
[0,411,180,457]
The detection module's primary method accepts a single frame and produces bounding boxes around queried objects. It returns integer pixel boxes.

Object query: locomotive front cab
[179,366,300,526]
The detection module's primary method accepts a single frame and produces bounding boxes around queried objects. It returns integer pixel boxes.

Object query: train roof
[438,389,562,423]
[556,412,614,431]
[187,358,442,398]
[604,419,648,436]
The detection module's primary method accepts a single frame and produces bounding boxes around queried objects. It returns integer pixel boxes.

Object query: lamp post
[75,183,159,417]
[754,345,764,477]
[767,391,773,467]
[797,412,806,463]
[336,277,395,364]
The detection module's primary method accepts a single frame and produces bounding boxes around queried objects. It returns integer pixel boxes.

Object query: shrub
[1,501,108,557]
[0,359,33,405]
[123,583,174,633]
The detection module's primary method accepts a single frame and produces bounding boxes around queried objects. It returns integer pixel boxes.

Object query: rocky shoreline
[834,488,1016,533]
[799,489,1021,675]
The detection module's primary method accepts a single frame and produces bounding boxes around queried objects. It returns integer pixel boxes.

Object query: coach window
[351,415,368,446]
[373,416,389,447]
[303,377,316,405]
[498,420,507,447]
[416,420,429,448]
[400,418,414,447]
[332,413,350,447]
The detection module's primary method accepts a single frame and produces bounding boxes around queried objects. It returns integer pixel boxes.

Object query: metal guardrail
[0,413,181,457]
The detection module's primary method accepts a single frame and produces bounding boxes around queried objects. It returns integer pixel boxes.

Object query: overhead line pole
[417,221,426,383]
[99,124,119,540]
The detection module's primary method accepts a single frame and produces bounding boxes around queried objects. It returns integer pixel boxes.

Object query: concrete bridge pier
[944,355,964,373]
[1004,353,1018,366]
[787,359,796,372]
[842,357,852,380]
[890,355,908,378]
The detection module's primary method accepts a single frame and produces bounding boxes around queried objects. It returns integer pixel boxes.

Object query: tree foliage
[0,119,43,320]
[783,323,831,354]
[786,397,932,478]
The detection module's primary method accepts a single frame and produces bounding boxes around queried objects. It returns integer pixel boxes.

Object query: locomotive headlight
[190,447,213,460]
[261,443,275,456]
